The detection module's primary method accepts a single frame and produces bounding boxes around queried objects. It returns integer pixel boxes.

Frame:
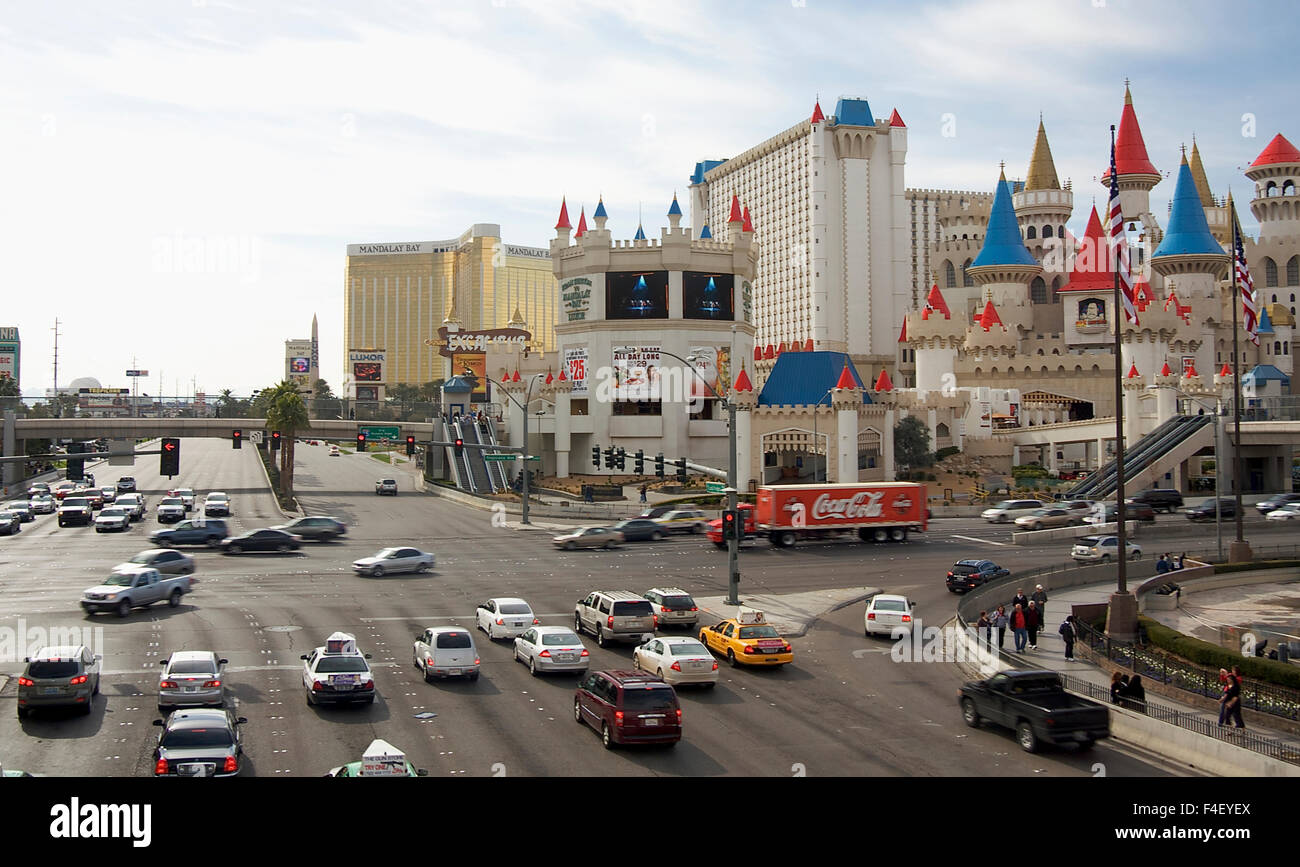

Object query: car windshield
[992,501,1017,510]
[100,509,127,517]
[208,495,227,502]
[5,501,25,509]
[660,595,695,609]
[612,601,653,616]
[160,498,182,506]
[128,553,155,564]
[873,599,908,612]
[738,625,781,639]
[499,604,532,615]
[435,632,473,649]
[103,574,138,586]
[315,656,370,673]
[63,499,88,507]
[621,687,677,711]
[952,564,977,575]
[161,727,233,749]
[169,660,216,675]
[669,642,709,656]
[541,633,581,646]
[27,661,79,678]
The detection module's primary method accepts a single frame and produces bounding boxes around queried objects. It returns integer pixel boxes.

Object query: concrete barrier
[1107,706,1300,777]
[1010,520,1139,546]
[1137,565,1300,613]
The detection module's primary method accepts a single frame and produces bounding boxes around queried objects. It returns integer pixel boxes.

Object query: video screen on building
[289,356,310,374]
[683,271,733,320]
[355,386,379,401]
[353,362,382,382]
[606,271,668,320]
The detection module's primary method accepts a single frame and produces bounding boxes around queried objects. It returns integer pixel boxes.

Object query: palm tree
[265,380,309,498]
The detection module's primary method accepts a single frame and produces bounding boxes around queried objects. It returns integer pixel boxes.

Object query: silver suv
[375,479,398,496]
[644,587,700,629]
[574,591,657,647]
[17,645,101,718]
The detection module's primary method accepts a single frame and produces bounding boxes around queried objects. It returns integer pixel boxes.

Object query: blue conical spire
[1257,306,1274,335]
[667,194,682,217]
[634,224,646,241]
[970,169,1038,269]
[699,224,712,239]
[593,198,608,219]
[1153,154,1225,259]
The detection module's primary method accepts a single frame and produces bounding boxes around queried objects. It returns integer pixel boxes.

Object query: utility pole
[51,318,61,417]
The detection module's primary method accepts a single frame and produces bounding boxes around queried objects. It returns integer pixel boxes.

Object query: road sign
[360,426,400,440]
[249,430,264,444]
[483,454,515,461]
[125,369,148,377]
[706,481,725,494]
[108,439,134,467]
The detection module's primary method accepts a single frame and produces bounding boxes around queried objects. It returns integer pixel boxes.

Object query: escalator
[437,419,468,491]
[1067,414,1214,500]
[480,418,512,491]
[455,420,494,494]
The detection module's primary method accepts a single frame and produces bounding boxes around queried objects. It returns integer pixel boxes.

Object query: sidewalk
[988,578,1300,755]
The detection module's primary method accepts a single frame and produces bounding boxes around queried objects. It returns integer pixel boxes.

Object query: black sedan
[946,559,1010,593]
[610,519,667,542]
[271,516,347,542]
[153,709,246,777]
[1086,501,1157,524]
[1186,498,1237,522]
[221,528,302,554]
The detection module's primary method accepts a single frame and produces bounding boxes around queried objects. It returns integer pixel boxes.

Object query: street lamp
[811,388,834,483]
[496,373,545,525]
[660,349,740,607]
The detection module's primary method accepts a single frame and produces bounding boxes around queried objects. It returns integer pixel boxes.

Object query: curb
[256,449,301,520]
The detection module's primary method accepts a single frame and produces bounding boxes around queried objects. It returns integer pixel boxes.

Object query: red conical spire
[545,370,554,384]
[512,369,521,382]
[888,108,906,128]
[763,344,775,360]
[804,337,814,352]
[574,206,588,238]
[1184,362,1198,378]
[835,365,857,390]
[558,366,566,381]
[501,371,510,383]
[1126,363,1140,379]
[1102,85,1160,180]
[1219,362,1233,377]
[873,368,894,393]
[1133,278,1154,311]
[733,367,753,393]
[1250,133,1300,168]
[1159,362,1173,377]
[728,194,743,224]
[1059,206,1111,293]
[741,205,753,233]
[811,99,825,124]
[922,283,951,320]
[555,197,571,230]
[898,317,908,343]
[978,299,1003,331]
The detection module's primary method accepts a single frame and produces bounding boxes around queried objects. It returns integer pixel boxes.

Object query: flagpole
[1228,195,1251,560]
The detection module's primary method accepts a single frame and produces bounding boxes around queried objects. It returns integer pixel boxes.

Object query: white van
[981,499,1047,524]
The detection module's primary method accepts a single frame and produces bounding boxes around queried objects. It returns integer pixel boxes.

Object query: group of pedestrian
[975,606,1009,650]
[1155,552,1187,574]
[1218,666,1246,728]
[1109,671,1148,712]
[976,585,1067,657]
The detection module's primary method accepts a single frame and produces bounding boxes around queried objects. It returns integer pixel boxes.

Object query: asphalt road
[3,437,1287,777]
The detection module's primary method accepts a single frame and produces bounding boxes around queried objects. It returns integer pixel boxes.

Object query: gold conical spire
[1188,137,1215,208]
[508,302,526,328]
[1024,118,1060,191]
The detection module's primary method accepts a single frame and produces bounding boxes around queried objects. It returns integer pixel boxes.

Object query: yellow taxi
[697,611,792,667]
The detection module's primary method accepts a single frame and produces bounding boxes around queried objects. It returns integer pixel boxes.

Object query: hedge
[1213,560,1300,575]
[1139,615,1300,691]
[935,446,960,461]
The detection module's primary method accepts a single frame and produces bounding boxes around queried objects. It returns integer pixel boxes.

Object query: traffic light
[356,432,366,452]
[634,449,645,475]
[592,446,601,468]
[405,435,416,456]
[615,447,626,471]
[676,457,687,483]
[603,447,614,470]
[160,437,180,477]
[232,430,242,449]
[722,509,737,540]
[66,442,86,481]
[270,430,281,451]
[655,453,665,479]
[454,437,464,456]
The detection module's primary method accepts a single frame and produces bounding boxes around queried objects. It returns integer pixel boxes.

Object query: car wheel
[529,657,538,677]
[656,667,665,681]
[596,627,606,648]
[1101,554,1112,563]
[574,614,584,634]
[961,698,981,728]
[1077,739,1096,751]
[692,524,704,534]
[1016,721,1039,753]
[81,700,92,716]
[371,566,384,577]
[889,527,907,542]
[422,660,433,683]
[604,541,616,550]
[602,722,615,750]
[116,599,131,618]
[573,698,583,724]
[92,677,99,696]
[206,536,222,548]
[727,649,739,668]
[778,531,796,547]
[564,542,575,551]
[705,682,716,690]
[652,531,663,541]
[1130,550,1140,560]
[168,589,182,608]
[305,690,315,707]
[468,673,478,682]
[228,544,243,555]
[277,543,292,553]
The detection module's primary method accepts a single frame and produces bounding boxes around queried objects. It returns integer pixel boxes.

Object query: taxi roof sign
[736,609,766,625]
[360,739,407,777]
[325,632,358,654]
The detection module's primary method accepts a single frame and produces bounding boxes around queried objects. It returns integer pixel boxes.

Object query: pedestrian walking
[1030,584,1048,626]
[992,605,1009,650]
[1109,671,1128,705]
[1121,674,1147,713]
[1011,603,1028,652]
[1221,666,1245,728]
[1012,589,1029,614]
[639,484,648,504]
[976,611,992,649]
[1059,615,1077,660]
[1156,554,1171,575]
[1216,668,1231,725]
[1025,601,1041,650]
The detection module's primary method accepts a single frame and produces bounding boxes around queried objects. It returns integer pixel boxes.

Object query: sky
[2,0,1295,398]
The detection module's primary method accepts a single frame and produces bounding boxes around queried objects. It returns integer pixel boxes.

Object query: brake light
[533,618,540,625]
[947,572,954,578]
[743,645,756,654]
[360,680,374,690]
[653,615,658,627]
[223,755,238,773]
[711,661,718,670]
[670,662,681,672]
[614,710,624,726]
[17,676,33,687]
[867,612,876,620]
[155,758,168,775]
[580,649,590,657]
[474,658,480,665]
[783,643,792,652]
[607,616,614,629]
[202,680,221,688]
[690,606,698,612]
[675,708,682,722]
[539,650,551,657]
[312,681,325,691]
[496,618,504,625]
[68,674,88,685]
[159,681,178,689]
[1045,717,1056,727]
[901,615,911,623]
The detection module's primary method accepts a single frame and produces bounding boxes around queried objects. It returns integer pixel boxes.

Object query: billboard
[289,356,311,375]
[459,352,487,399]
[682,272,734,320]
[689,346,732,400]
[606,271,668,319]
[349,349,386,384]
[0,327,19,384]
[564,347,588,396]
[355,386,379,401]
[613,346,660,400]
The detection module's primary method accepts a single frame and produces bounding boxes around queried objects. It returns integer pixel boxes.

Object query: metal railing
[1057,673,1300,764]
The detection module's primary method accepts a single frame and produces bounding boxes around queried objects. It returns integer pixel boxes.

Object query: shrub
[1139,616,1300,691]
[1012,464,1049,478]
[1213,560,1300,575]
[935,446,960,461]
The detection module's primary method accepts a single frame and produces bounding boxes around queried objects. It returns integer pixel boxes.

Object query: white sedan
[94,507,132,533]
[1266,503,1300,521]
[513,626,589,676]
[351,547,435,577]
[476,598,538,640]
[633,637,719,687]
[864,594,915,637]
[29,494,55,515]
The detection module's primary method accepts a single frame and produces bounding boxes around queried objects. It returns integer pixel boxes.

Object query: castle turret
[1100,85,1162,226]
[1189,139,1230,244]
[906,283,966,395]
[1013,118,1074,272]
[1151,150,1230,290]
[1246,133,1300,241]
[966,168,1040,333]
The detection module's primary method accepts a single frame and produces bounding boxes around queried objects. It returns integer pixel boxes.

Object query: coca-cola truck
[752,482,927,548]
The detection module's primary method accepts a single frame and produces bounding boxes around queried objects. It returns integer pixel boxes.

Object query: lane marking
[948,534,1010,547]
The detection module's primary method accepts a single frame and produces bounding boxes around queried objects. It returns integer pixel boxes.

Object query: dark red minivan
[574,670,681,749]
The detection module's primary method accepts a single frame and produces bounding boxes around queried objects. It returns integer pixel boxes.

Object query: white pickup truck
[80,567,193,617]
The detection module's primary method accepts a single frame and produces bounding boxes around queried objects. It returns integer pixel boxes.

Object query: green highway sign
[706,481,725,493]
[483,454,516,461]
[360,426,400,439]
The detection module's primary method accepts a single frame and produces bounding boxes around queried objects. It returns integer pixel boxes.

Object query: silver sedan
[552,526,624,550]
[29,494,55,515]
[513,626,589,676]
[352,547,435,577]
[114,549,196,576]
[633,637,719,687]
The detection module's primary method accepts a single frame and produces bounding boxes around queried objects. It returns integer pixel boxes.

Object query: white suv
[1071,535,1142,562]
[643,588,700,629]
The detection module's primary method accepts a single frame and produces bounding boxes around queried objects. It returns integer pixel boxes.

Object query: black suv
[1129,489,1182,513]
[272,516,346,542]
[150,519,230,548]
[116,477,137,493]
[946,560,1010,593]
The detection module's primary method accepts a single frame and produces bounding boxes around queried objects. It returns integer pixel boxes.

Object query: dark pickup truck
[959,670,1110,753]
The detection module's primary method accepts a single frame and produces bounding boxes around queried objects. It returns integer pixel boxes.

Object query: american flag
[1107,140,1139,325]
[1231,199,1260,346]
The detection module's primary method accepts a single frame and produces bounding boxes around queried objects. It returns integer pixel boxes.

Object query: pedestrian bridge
[4,416,437,442]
